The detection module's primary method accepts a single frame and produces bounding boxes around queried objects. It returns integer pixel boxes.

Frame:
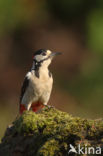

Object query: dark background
[0,0,103,139]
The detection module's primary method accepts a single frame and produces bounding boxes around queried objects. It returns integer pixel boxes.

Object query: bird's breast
[31,70,53,95]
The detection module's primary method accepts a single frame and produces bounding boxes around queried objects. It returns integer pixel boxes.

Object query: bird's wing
[20,76,29,103]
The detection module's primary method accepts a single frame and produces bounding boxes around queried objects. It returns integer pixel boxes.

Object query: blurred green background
[0,0,103,140]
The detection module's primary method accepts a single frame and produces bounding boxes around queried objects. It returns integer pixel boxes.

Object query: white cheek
[35,55,47,62]
[35,55,42,61]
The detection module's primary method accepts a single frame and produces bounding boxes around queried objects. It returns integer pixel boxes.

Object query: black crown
[34,49,47,56]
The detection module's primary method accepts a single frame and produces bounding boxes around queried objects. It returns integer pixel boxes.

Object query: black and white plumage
[19,49,61,114]
[20,77,29,104]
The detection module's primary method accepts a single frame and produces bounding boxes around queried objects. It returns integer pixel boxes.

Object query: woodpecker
[19,49,61,114]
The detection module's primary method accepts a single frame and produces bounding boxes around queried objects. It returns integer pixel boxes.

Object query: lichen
[0,107,103,156]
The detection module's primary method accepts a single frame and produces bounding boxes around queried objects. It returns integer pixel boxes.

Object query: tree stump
[0,107,103,156]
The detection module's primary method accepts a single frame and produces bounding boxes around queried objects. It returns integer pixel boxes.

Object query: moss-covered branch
[0,107,103,156]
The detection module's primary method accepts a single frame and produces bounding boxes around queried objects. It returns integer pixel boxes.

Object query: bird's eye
[42,52,46,56]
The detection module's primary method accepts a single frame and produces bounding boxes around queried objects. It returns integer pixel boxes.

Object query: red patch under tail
[31,101,44,112]
[20,104,26,114]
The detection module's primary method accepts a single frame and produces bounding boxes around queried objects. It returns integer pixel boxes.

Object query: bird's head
[33,49,61,68]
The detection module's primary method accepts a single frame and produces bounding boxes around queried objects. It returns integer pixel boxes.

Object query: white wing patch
[26,72,32,79]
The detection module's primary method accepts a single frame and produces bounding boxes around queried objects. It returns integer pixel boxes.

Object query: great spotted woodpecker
[19,49,61,114]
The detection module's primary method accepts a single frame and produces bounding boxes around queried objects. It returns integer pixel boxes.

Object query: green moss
[37,139,59,156]
[0,107,103,156]
[14,111,46,134]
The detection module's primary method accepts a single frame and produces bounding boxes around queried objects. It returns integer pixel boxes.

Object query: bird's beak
[50,52,62,58]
